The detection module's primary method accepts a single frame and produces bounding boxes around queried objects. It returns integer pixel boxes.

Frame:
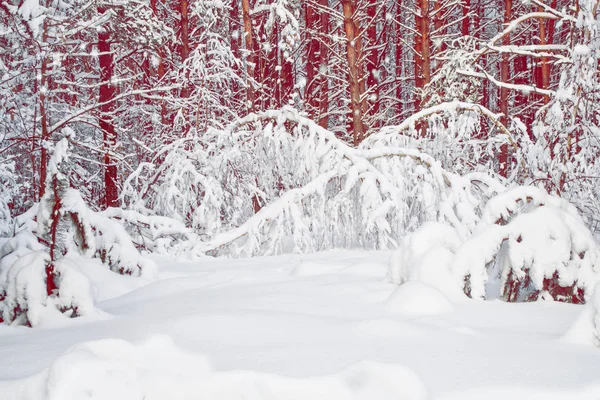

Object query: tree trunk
[367,0,380,123]
[414,2,423,113]
[433,0,445,61]
[98,23,119,208]
[396,0,404,116]
[280,48,293,107]
[538,5,550,104]
[306,0,319,110]
[38,12,50,198]
[151,0,167,125]
[241,0,255,111]
[462,0,470,37]
[420,0,431,90]
[474,0,489,139]
[342,0,367,145]
[415,0,431,135]
[39,57,49,198]
[230,0,242,109]
[499,0,511,177]
[180,0,189,61]
[317,0,330,128]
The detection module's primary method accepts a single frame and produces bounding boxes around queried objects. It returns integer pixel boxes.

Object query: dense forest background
[1,0,600,245]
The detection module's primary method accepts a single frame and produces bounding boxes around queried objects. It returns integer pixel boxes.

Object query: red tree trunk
[306,1,320,116]
[242,0,256,111]
[367,0,380,123]
[415,0,431,135]
[317,0,330,128]
[38,13,50,198]
[180,0,189,61]
[498,0,512,177]
[538,6,550,104]
[396,0,404,115]
[462,0,470,37]
[151,0,167,125]
[280,49,293,107]
[342,0,367,144]
[98,25,119,208]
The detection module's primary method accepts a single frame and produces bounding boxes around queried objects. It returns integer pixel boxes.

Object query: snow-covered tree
[453,186,600,303]
[0,138,155,326]
[527,0,600,229]
[389,185,600,304]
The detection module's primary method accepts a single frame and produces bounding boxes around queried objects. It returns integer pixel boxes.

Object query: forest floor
[0,250,599,399]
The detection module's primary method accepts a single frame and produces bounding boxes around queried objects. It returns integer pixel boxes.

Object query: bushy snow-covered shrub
[124,107,500,257]
[389,186,600,303]
[453,186,600,303]
[0,249,96,326]
[0,139,155,326]
[100,207,193,256]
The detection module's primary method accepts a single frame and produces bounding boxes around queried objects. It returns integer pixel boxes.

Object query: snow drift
[0,335,429,400]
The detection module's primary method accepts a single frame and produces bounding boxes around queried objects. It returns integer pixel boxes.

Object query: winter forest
[1,0,600,398]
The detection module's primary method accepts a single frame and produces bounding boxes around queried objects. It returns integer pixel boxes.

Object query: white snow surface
[0,250,599,400]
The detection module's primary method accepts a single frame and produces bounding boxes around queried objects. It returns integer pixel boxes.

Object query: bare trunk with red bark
[414,0,431,135]
[305,0,330,128]
[396,0,404,115]
[462,0,470,37]
[180,0,189,61]
[537,5,550,104]
[306,1,321,118]
[38,9,50,198]
[150,0,167,124]
[499,0,511,177]
[242,0,256,112]
[367,0,380,124]
[98,24,119,208]
[342,0,367,145]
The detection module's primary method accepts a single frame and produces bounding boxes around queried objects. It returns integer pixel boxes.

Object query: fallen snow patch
[0,335,430,400]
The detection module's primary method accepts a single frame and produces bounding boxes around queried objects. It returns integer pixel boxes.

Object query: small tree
[528,7,600,228]
[453,186,600,303]
[0,138,156,326]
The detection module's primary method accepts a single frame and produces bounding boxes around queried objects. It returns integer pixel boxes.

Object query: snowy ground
[0,250,599,399]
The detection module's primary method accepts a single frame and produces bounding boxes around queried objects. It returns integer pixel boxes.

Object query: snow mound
[563,304,597,346]
[13,335,211,400]
[3,335,430,400]
[388,222,465,301]
[563,282,600,347]
[386,281,454,316]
